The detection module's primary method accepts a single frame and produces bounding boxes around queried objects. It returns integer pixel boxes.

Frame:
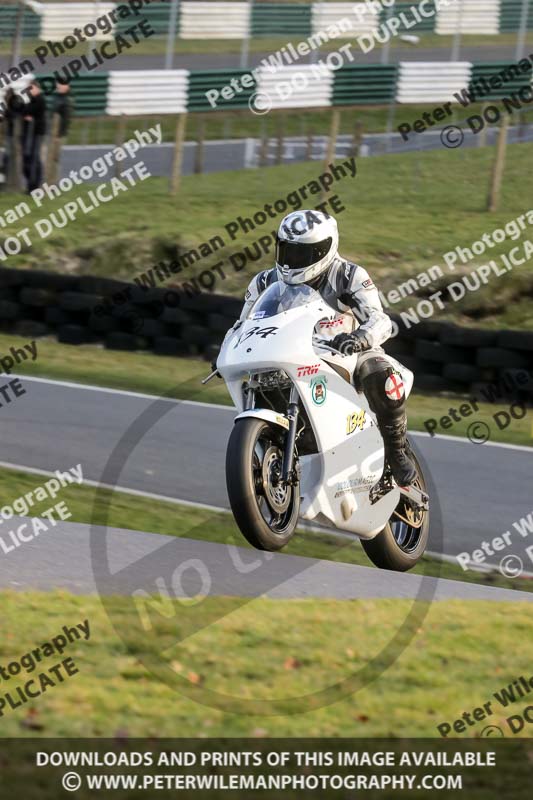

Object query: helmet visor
[276,237,332,271]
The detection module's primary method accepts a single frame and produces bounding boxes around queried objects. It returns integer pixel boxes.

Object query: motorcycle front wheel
[361,443,429,572]
[226,418,300,551]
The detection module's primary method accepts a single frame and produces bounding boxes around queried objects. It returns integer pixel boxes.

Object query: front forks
[282,385,300,485]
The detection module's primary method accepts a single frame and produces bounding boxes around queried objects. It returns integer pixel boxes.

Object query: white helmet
[276,210,338,285]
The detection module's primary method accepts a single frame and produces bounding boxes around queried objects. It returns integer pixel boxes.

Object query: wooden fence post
[478,103,489,148]
[275,114,285,166]
[259,117,269,167]
[6,115,24,192]
[194,116,205,174]
[115,114,127,176]
[305,125,314,162]
[170,113,187,195]
[46,112,62,184]
[323,109,340,172]
[487,113,509,212]
[321,109,340,202]
[351,120,363,158]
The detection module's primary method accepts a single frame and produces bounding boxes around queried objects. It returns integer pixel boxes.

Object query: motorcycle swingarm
[398,484,429,510]
[370,472,429,511]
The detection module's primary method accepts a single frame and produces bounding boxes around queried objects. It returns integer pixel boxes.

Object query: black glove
[330,332,369,356]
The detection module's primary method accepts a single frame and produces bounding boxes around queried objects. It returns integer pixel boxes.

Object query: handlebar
[203,338,344,385]
[312,336,340,354]
[201,370,219,385]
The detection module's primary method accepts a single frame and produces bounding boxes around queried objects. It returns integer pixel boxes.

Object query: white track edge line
[12,375,532,451]
[2,458,533,578]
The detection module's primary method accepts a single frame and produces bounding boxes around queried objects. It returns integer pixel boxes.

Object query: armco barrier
[106,70,189,115]
[396,61,473,104]
[0,266,532,398]
[468,61,533,101]
[40,2,116,40]
[25,58,533,117]
[251,2,312,37]
[332,64,398,106]
[39,73,109,116]
[0,4,41,38]
[180,1,251,39]
[499,0,533,33]
[436,0,500,36]
[313,3,378,37]
[115,1,174,35]
[255,65,333,110]
[380,0,436,33]
[2,0,533,40]
[187,69,256,111]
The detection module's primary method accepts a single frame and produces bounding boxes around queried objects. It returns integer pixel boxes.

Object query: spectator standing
[1,85,27,191]
[47,76,73,183]
[22,80,47,193]
[53,76,73,137]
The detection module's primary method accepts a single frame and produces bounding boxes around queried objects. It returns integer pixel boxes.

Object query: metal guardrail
[1,1,532,41]
[25,60,533,116]
[333,64,398,106]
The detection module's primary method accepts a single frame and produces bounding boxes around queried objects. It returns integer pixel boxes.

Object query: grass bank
[62,103,533,147]
[1,144,532,328]
[0,590,531,737]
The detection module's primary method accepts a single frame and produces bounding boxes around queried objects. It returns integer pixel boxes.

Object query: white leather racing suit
[238,257,393,372]
[234,257,417,486]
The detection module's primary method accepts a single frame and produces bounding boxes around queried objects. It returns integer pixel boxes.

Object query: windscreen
[247,282,318,320]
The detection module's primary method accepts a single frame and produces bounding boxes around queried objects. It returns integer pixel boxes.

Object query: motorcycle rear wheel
[226,418,300,551]
[361,444,429,572]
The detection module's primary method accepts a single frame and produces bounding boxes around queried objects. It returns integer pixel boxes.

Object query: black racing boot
[380,415,417,487]
[359,365,418,487]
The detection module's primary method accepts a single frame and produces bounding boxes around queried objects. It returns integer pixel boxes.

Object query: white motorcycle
[205,282,429,572]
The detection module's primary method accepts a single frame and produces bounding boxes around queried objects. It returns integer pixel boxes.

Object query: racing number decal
[346,410,366,435]
[233,326,278,349]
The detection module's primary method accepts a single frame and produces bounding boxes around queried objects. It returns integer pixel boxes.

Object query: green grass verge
[1,462,532,593]
[73,105,533,152]
[5,333,533,446]
[63,104,533,148]
[1,143,532,328]
[0,590,532,737]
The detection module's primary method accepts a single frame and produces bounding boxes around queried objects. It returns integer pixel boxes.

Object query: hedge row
[0,267,531,398]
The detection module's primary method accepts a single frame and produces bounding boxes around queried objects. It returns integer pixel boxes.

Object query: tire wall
[1,267,532,399]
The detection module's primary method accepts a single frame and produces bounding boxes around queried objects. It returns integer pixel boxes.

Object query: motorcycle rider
[225,209,417,487]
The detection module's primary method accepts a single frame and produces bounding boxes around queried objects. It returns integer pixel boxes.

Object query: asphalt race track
[1,518,532,601]
[1,375,532,579]
[55,125,533,181]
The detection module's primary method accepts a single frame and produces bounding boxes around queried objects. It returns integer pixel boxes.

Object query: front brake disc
[262,446,291,513]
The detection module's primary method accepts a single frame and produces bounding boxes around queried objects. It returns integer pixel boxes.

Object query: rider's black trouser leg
[356,353,417,487]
